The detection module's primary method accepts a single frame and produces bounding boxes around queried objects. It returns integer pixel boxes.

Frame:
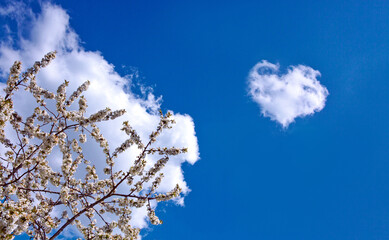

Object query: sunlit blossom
[0,53,186,240]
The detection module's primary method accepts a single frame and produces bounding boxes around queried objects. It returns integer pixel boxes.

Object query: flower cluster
[147,207,162,225]
[155,184,182,202]
[0,53,189,240]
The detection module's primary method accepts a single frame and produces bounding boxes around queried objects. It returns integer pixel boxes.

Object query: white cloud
[0,1,199,234]
[248,60,329,128]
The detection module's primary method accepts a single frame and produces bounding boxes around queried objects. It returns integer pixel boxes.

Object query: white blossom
[0,53,188,240]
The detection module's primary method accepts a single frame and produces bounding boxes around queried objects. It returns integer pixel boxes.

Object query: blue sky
[2,0,389,239]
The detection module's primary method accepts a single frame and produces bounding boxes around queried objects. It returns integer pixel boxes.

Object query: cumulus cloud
[248,60,329,128]
[0,1,199,233]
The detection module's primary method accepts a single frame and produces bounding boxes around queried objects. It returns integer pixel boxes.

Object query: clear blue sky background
[9,0,389,239]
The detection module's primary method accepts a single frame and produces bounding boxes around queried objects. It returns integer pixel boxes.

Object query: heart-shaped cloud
[248,60,329,127]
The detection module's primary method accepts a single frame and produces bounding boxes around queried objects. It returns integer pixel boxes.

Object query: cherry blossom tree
[0,52,187,240]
